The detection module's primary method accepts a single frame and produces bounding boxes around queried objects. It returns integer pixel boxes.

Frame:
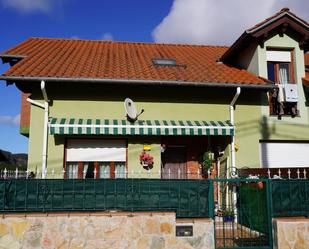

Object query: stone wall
[0,212,214,249]
[273,217,309,249]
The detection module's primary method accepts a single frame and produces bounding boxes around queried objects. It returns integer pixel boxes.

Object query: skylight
[152,58,177,66]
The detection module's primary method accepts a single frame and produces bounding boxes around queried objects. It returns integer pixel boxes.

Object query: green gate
[213,179,273,249]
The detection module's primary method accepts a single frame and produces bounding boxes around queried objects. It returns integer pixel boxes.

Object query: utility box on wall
[284,84,298,102]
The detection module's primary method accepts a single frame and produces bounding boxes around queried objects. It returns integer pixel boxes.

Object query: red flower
[140,151,154,166]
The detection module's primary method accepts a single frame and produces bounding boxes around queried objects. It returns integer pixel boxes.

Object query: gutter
[0,75,275,90]
[26,81,49,179]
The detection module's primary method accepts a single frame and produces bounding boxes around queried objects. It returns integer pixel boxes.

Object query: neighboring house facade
[1,8,309,179]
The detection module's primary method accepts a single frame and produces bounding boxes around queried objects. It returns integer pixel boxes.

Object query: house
[1,8,309,179]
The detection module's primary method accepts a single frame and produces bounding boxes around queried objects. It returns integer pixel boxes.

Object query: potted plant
[139,151,154,168]
[200,151,214,176]
[222,209,234,222]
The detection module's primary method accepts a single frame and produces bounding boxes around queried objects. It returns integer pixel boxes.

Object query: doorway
[161,146,187,179]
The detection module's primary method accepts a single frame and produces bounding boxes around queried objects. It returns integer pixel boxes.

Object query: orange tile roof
[247,7,309,33]
[0,38,268,86]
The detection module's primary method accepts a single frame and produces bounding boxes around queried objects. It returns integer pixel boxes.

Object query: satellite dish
[124,98,144,122]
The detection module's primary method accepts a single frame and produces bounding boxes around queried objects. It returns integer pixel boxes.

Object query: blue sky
[0,0,307,153]
[0,0,173,153]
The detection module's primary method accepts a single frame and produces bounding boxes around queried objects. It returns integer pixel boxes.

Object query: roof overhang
[0,54,26,66]
[0,75,275,90]
[222,9,309,63]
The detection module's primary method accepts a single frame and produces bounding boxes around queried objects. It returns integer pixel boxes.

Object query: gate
[213,179,273,249]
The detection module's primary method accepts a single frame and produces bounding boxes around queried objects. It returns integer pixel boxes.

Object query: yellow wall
[26,34,309,176]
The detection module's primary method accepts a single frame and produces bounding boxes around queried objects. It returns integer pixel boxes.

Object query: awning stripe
[49,118,234,136]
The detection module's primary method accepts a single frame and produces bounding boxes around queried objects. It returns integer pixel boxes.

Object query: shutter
[266,51,291,62]
[66,139,126,162]
[260,142,309,168]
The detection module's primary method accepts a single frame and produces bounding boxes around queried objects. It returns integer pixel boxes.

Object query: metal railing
[238,167,309,179]
[0,167,206,180]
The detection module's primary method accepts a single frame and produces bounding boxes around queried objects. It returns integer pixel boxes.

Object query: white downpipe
[41,81,49,179]
[26,98,45,109]
[229,87,241,176]
[229,87,241,223]
[26,81,49,179]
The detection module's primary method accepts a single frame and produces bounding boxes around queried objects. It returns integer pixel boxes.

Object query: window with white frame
[66,139,127,179]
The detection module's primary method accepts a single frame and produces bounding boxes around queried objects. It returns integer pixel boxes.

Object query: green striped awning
[49,118,234,136]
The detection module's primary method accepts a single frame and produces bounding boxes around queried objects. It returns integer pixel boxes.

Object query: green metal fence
[271,179,309,217]
[0,179,210,218]
[214,179,272,249]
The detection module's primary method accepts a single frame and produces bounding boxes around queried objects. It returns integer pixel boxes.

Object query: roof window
[152,58,177,66]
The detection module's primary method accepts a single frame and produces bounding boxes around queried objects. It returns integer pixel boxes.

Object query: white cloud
[101,32,114,41]
[152,0,309,45]
[1,0,63,14]
[0,114,20,126]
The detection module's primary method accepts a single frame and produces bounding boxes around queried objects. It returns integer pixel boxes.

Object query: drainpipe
[26,81,49,178]
[229,87,241,177]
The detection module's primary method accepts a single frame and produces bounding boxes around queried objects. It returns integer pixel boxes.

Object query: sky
[0,0,308,153]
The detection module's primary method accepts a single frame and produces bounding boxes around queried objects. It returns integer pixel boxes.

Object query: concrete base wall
[273,217,309,249]
[0,212,214,249]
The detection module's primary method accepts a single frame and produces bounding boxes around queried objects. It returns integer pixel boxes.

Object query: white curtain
[99,163,110,179]
[83,163,89,178]
[115,163,126,178]
[279,65,289,85]
[67,163,78,179]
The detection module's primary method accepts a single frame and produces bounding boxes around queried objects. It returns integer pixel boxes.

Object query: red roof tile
[0,38,268,86]
[247,8,309,33]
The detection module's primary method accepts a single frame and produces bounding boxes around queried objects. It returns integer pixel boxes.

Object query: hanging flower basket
[139,151,154,167]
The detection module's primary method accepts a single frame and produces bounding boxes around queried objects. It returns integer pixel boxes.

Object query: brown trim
[94,162,99,179]
[290,49,295,83]
[222,13,309,62]
[77,162,83,179]
[253,16,309,38]
[63,139,67,179]
[110,162,115,179]
[259,139,309,143]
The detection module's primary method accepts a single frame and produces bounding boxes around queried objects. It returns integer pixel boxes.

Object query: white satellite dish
[124,98,144,122]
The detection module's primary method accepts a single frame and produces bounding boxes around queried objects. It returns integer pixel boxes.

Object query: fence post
[3,168,7,179]
[208,180,214,219]
[265,179,274,248]
[267,169,271,179]
[304,169,307,179]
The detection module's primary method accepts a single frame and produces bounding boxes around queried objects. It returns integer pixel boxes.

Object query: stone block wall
[273,217,309,249]
[0,212,214,249]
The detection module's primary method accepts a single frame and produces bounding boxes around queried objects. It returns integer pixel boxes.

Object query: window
[65,139,127,179]
[99,162,110,179]
[67,163,78,179]
[152,58,177,66]
[267,62,293,85]
[266,50,298,117]
[115,162,126,178]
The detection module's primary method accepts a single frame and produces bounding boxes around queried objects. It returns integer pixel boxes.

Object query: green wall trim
[19,126,29,137]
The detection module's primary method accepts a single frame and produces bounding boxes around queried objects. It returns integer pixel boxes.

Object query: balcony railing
[0,168,206,180]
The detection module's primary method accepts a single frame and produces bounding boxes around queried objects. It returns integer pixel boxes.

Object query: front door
[161,146,187,179]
